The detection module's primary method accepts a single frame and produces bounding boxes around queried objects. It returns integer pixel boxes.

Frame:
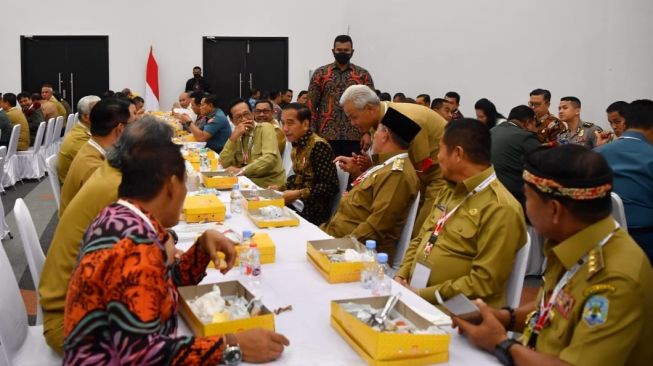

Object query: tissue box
[183,195,226,223]
[208,232,276,267]
[178,281,275,337]
[247,207,300,228]
[241,189,285,212]
[330,296,450,365]
[306,238,364,283]
[202,171,238,189]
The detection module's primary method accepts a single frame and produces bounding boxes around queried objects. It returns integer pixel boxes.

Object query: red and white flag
[144,46,160,111]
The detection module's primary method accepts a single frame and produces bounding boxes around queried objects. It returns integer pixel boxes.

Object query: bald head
[179,92,191,108]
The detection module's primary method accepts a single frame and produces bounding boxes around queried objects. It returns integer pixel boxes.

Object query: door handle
[249,73,253,91]
[238,73,243,98]
[70,72,75,109]
[58,72,63,94]
[62,89,66,99]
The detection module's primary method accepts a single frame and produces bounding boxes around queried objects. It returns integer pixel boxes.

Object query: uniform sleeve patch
[582,295,609,327]
[582,283,615,297]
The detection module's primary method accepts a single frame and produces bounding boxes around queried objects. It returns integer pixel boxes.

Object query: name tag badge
[410,263,431,288]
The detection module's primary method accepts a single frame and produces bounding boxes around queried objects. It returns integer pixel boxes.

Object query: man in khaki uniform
[322,107,421,263]
[33,92,58,121]
[337,85,447,236]
[57,95,100,184]
[455,144,653,366]
[395,119,526,307]
[221,99,286,188]
[557,96,602,148]
[254,99,286,154]
[41,84,67,117]
[1,93,31,150]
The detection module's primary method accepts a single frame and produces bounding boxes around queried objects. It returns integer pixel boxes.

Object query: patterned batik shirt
[63,202,226,365]
[286,131,339,225]
[307,62,374,141]
[536,113,568,143]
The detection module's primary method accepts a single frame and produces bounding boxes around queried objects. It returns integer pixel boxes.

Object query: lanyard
[527,222,619,348]
[240,126,256,165]
[351,153,408,186]
[116,199,157,233]
[87,138,106,156]
[422,172,496,256]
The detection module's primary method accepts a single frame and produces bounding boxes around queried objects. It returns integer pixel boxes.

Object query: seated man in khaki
[57,95,100,184]
[254,99,287,154]
[322,108,421,263]
[1,93,30,150]
[60,97,131,215]
[220,98,286,188]
[395,119,526,308]
[39,117,174,354]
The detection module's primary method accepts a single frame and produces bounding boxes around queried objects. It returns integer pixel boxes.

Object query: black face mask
[334,52,352,65]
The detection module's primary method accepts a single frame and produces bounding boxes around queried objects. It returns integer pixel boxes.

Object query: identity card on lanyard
[409,173,497,289]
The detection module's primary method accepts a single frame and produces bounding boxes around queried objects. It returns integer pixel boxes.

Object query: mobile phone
[435,291,482,324]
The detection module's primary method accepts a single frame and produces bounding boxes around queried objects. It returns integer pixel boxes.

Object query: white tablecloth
[173,178,500,365]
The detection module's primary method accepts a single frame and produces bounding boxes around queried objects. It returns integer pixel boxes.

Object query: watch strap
[495,338,519,366]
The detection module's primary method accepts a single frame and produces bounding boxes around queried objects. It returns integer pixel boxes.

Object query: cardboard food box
[306,238,365,283]
[186,151,219,172]
[183,195,226,223]
[241,189,285,212]
[178,281,275,337]
[247,206,300,228]
[208,232,276,268]
[330,296,450,366]
[202,171,238,189]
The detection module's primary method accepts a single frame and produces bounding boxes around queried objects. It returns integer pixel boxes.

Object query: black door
[203,37,288,112]
[21,36,109,112]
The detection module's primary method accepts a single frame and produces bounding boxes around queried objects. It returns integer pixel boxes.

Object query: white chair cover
[2,124,22,188]
[13,199,45,325]
[51,116,64,155]
[45,155,61,213]
[506,234,532,309]
[0,158,9,239]
[392,192,421,270]
[0,147,6,194]
[38,118,55,164]
[16,122,46,180]
[331,164,349,216]
[611,192,628,232]
[0,240,60,365]
[64,113,76,135]
[282,140,294,177]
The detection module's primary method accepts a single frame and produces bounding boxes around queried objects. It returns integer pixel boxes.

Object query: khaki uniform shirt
[557,121,602,149]
[265,119,286,154]
[6,107,31,151]
[39,161,122,353]
[321,151,420,263]
[535,113,568,143]
[59,140,106,216]
[40,100,59,121]
[526,216,653,365]
[379,102,448,235]
[50,95,67,117]
[57,122,91,185]
[219,122,286,188]
[396,166,526,307]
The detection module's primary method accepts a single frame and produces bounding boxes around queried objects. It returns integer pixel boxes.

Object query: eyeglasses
[233,111,253,123]
[528,102,543,108]
[254,109,272,114]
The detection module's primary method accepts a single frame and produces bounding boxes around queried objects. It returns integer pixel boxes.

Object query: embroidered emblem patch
[555,289,575,319]
[582,283,615,297]
[582,295,609,327]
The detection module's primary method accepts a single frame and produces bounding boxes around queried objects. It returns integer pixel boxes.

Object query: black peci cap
[380,107,421,143]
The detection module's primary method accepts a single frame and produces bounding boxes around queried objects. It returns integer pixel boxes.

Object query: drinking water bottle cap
[365,240,377,249]
[376,253,388,263]
[233,183,240,190]
[242,230,252,239]
[249,242,257,248]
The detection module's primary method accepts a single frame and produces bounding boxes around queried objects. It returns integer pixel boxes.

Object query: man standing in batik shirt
[307,35,374,158]
[529,88,568,143]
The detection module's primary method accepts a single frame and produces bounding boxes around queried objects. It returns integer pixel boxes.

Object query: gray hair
[77,95,101,116]
[339,85,380,109]
[107,115,174,169]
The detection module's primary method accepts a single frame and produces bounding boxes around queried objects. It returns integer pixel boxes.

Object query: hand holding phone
[435,291,482,324]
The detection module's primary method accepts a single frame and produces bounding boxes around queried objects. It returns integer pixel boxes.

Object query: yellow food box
[208,232,276,267]
[330,296,450,365]
[241,189,285,212]
[185,151,219,172]
[183,195,226,223]
[202,171,238,189]
[247,207,300,228]
[306,238,365,283]
[178,281,275,337]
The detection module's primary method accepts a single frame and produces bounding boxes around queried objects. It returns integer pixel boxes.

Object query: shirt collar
[550,216,616,270]
[622,130,647,140]
[457,165,495,193]
[294,130,313,148]
[377,150,407,164]
[331,61,353,72]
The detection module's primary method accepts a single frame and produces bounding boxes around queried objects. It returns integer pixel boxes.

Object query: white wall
[1,0,652,128]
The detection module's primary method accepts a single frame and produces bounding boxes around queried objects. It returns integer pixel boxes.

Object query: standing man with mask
[307,35,374,158]
[185,66,211,93]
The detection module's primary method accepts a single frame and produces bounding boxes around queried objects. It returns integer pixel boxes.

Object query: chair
[505,234,532,309]
[392,192,421,270]
[45,155,61,213]
[64,113,76,135]
[13,199,45,325]
[0,158,10,240]
[39,118,55,164]
[51,116,64,154]
[16,121,46,180]
[2,124,22,188]
[331,164,349,216]
[282,140,294,177]
[0,240,61,365]
[611,192,628,232]
[0,147,6,194]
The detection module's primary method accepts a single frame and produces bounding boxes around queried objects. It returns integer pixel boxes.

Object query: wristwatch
[494,338,520,366]
[222,334,242,365]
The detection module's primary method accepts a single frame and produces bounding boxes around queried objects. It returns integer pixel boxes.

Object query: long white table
[174,179,500,365]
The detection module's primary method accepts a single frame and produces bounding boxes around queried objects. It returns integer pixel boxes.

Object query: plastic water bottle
[239,230,252,275]
[372,253,392,296]
[246,243,262,286]
[199,150,210,172]
[360,240,377,289]
[230,184,243,214]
